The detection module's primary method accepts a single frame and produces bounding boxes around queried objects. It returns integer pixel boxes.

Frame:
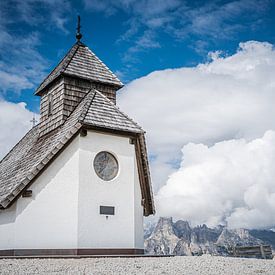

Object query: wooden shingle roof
[35,42,123,95]
[80,90,143,133]
[0,97,84,209]
[0,90,154,215]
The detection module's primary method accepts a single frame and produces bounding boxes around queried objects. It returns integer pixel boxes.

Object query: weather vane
[76,15,82,41]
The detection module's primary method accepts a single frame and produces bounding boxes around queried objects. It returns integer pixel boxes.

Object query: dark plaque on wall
[100,206,115,215]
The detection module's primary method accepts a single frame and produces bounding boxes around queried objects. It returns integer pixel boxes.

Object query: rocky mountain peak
[174,220,192,240]
[145,217,273,256]
[216,228,263,248]
[154,217,174,234]
[145,217,179,255]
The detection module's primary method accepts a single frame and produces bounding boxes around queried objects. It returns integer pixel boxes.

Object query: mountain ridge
[145,217,275,256]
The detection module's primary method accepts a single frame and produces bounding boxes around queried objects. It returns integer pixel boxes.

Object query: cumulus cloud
[0,100,35,159]
[119,41,275,189]
[118,41,275,228]
[156,131,275,229]
[0,31,48,93]
[0,0,72,94]
[2,0,71,33]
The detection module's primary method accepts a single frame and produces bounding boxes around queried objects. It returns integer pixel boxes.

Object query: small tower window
[48,94,53,116]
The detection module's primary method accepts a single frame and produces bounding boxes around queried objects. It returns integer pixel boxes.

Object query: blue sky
[1,0,275,113]
[1,0,275,228]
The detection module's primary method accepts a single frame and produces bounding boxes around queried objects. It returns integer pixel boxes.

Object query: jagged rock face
[216,228,263,248]
[192,224,221,244]
[144,218,269,256]
[144,221,155,239]
[145,217,180,255]
[174,239,192,256]
[174,220,192,241]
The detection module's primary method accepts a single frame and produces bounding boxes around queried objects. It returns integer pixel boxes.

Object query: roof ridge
[94,89,144,132]
[0,124,40,165]
[35,43,80,94]
[86,47,123,86]
[0,123,82,208]
[36,42,123,95]
[38,88,94,138]
[0,95,89,208]
[61,43,80,73]
[78,89,97,123]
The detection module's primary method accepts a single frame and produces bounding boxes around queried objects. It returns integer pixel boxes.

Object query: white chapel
[0,22,154,256]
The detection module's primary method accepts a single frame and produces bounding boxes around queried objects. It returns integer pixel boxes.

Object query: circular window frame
[93,151,119,181]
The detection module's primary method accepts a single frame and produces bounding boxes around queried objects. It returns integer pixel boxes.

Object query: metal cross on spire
[76,15,82,41]
[30,114,38,128]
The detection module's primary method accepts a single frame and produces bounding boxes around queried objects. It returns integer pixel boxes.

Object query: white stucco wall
[78,130,144,249]
[0,204,16,249]
[0,129,144,250]
[0,137,80,250]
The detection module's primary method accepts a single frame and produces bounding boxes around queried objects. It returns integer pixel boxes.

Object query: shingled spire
[36,18,123,137]
[35,42,123,95]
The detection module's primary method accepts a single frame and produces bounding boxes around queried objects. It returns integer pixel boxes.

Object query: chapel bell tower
[36,16,123,137]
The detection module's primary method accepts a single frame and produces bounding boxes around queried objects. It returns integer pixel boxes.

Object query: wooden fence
[231,245,273,259]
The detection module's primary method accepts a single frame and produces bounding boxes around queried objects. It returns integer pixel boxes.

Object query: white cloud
[156,131,275,229]
[118,41,275,229]
[180,0,268,40]
[83,0,180,18]
[84,0,271,58]
[5,0,71,32]
[0,0,72,94]
[0,70,33,92]
[119,41,275,189]
[0,100,36,159]
[0,30,48,93]
[122,30,161,63]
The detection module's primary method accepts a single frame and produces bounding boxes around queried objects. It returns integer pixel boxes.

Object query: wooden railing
[231,245,273,259]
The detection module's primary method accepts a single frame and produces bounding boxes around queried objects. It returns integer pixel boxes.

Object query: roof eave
[81,123,143,137]
[0,125,154,214]
[135,133,155,216]
[35,72,124,96]
[62,72,124,88]
[35,74,62,96]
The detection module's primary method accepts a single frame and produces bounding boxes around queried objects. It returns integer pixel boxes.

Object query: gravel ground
[0,255,275,275]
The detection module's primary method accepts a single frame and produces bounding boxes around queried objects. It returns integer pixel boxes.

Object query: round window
[93,151,119,181]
